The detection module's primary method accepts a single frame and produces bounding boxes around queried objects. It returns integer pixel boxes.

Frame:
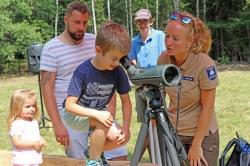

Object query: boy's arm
[107,93,116,117]
[119,93,132,141]
[65,96,113,127]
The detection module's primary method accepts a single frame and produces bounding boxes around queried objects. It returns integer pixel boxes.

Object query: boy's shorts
[63,110,89,131]
[62,109,128,159]
[63,109,122,137]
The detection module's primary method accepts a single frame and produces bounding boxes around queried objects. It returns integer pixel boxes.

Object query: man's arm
[40,70,69,146]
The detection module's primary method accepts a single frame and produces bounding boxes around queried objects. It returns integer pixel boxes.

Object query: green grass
[1,70,250,162]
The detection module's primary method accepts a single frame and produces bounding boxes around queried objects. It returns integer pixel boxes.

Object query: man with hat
[128,9,166,68]
[128,8,166,161]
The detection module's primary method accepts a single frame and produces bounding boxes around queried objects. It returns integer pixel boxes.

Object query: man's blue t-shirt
[128,28,166,69]
[67,59,130,110]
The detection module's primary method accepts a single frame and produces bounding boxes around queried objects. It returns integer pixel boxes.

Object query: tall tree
[107,0,110,20]
[196,0,200,17]
[125,0,129,30]
[173,0,180,11]
[203,0,206,22]
[1,0,250,74]
[55,0,58,36]
[145,0,148,8]
[156,0,159,29]
[94,0,106,29]
[91,0,97,34]
[129,0,133,37]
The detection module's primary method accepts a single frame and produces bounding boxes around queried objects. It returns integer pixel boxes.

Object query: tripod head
[141,85,165,109]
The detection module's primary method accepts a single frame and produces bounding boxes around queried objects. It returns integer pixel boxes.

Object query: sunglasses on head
[169,12,192,24]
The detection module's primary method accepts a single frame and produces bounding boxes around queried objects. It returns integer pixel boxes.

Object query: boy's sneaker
[100,153,110,166]
[86,159,103,166]
[84,146,90,158]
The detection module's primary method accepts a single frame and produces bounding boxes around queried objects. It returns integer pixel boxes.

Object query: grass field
[0,70,250,162]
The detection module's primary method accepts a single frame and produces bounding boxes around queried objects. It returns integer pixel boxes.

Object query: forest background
[0,0,249,75]
[0,0,250,163]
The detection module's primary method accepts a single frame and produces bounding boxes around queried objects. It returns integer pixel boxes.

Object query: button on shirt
[128,28,166,69]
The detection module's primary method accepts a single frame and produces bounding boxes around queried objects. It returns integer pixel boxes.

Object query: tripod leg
[156,120,168,166]
[149,122,156,163]
[38,74,51,129]
[151,123,162,166]
[131,119,150,166]
[38,74,46,128]
[156,111,181,166]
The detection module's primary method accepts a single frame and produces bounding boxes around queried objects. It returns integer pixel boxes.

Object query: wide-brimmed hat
[134,9,152,21]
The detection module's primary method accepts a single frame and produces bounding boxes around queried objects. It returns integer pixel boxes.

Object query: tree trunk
[129,0,133,37]
[247,23,250,62]
[173,0,179,11]
[220,28,225,60]
[124,0,129,30]
[214,0,223,61]
[247,23,250,50]
[196,0,199,17]
[156,0,159,29]
[91,0,97,35]
[55,0,58,36]
[107,0,110,20]
[203,0,206,22]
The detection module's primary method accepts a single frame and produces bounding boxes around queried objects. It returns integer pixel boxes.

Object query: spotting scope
[120,56,182,87]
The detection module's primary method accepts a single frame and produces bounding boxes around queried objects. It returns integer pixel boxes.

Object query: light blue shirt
[128,28,166,69]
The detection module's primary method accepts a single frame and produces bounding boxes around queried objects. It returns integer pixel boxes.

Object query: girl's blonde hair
[7,89,39,128]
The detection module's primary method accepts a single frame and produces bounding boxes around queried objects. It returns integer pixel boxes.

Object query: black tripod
[37,73,51,129]
[130,85,189,166]
[27,43,51,129]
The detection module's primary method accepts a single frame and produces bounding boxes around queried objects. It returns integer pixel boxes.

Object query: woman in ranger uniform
[158,11,219,166]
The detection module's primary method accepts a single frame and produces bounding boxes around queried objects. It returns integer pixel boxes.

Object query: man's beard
[68,29,84,43]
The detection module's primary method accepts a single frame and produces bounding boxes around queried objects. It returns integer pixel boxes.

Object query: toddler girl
[7,89,46,166]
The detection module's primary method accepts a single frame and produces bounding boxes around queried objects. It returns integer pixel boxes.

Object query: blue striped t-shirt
[39,33,96,112]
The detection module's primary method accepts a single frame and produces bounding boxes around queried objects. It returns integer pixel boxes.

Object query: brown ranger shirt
[159,53,219,136]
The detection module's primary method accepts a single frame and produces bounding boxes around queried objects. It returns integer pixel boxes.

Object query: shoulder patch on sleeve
[206,66,217,80]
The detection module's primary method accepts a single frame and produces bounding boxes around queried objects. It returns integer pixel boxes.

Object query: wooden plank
[42,154,157,166]
[0,150,157,166]
[42,155,84,166]
[0,150,12,166]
